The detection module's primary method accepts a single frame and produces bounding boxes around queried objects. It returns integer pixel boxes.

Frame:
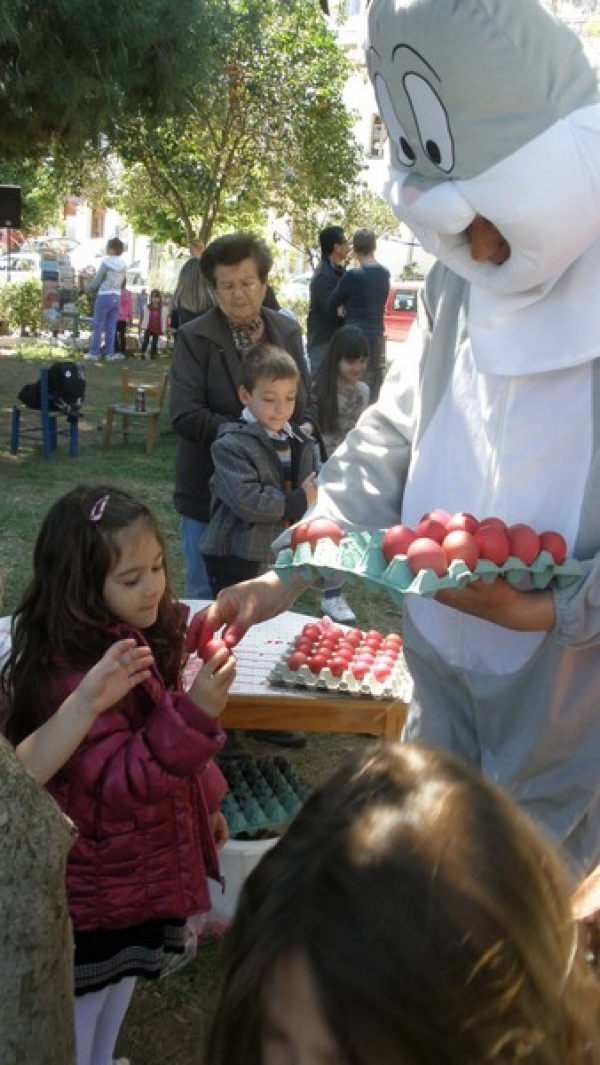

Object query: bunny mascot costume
[314,0,600,871]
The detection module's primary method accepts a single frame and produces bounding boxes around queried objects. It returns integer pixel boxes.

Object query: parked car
[279,271,312,304]
[384,279,423,342]
[0,252,41,285]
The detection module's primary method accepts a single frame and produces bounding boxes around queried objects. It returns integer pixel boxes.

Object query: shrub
[283,294,308,333]
[0,280,43,335]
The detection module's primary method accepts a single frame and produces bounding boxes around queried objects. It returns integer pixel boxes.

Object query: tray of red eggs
[268,617,411,700]
[273,512,582,604]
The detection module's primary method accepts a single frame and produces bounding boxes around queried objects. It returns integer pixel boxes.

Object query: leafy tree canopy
[114,0,363,246]
[0,150,115,234]
[0,0,225,159]
[287,185,402,266]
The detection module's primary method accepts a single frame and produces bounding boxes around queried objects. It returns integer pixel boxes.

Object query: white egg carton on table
[268,641,412,702]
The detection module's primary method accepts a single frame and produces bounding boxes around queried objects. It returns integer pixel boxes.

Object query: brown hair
[239,343,299,393]
[106,237,125,256]
[353,227,377,256]
[206,743,600,1065]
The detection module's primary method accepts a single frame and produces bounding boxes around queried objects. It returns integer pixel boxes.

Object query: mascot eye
[404,73,454,173]
[373,73,416,168]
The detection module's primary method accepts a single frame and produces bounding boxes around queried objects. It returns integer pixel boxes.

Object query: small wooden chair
[103,369,169,456]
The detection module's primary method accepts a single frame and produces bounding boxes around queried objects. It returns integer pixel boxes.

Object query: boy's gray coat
[200,420,319,563]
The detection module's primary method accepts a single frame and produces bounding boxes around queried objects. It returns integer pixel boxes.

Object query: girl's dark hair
[200,232,273,286]
[313,325,369,436]
[1,484,185,745]
[150,288,162,300]
[206,743,600,1065]
[239,343,299,393]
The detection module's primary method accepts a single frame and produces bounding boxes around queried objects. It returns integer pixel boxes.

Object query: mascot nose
[402,183,424,207]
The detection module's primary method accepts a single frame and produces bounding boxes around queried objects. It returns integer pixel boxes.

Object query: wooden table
[183,602,411,741]
[0,609,412,741]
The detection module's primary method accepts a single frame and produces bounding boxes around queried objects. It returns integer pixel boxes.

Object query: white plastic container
[209,836,279,920]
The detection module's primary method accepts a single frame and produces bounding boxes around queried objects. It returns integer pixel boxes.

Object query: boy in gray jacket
[201,343,319,594]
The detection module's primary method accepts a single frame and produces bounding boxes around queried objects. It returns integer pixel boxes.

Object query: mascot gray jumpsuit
[315,0,600,871]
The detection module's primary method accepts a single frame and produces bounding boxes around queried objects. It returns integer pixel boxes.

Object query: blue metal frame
[10,367,79,458]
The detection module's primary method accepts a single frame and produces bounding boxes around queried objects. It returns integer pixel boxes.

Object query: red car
[384,280,423,342]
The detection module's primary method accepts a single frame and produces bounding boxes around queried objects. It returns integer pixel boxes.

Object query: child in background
[207,743,600,1065]
[140,288,169,359]
[85,237,127,362]
[312,324,370,623]
[114,281,134,359]
[1,484,235,1065]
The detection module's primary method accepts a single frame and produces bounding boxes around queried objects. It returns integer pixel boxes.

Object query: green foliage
[0,159,64,234]
[0,0,226,159]
[284,295,309,333]
[114,0,362,245]
[0,149,122,236]
[401,263,424,280]
[289,185,402,265]
[0,281,43,334]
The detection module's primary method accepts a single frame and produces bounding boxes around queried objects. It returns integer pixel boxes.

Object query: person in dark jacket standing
[306,225,349,380]
[170,232,315,603]
[328,228,391,401]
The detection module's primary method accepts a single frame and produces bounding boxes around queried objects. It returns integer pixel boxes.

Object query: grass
[0,343,403,1063]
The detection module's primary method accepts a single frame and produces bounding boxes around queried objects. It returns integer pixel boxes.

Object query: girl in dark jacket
[1,483,235,1065]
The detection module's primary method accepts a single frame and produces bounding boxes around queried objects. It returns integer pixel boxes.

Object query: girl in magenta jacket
[1,483,236,1065]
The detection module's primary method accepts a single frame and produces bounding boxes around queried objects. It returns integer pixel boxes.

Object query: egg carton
[269,640,412,701]
[219,755,312,839]
[273,530,582,606]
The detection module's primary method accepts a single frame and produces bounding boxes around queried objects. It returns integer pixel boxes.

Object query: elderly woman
[170,232,314,750]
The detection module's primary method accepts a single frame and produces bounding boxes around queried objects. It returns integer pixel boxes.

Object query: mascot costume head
[366,0,600,374]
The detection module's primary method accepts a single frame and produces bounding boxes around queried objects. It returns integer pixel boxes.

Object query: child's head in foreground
[207,741,600,1065]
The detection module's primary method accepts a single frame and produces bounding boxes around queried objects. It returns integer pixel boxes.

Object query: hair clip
[89,494,110,522]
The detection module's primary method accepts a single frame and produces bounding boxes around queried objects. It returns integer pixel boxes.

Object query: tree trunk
[0,737,76,1064]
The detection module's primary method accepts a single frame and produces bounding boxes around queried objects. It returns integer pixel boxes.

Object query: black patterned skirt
[74,919,186,994]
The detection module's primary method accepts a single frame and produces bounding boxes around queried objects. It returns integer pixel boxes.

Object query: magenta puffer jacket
[46,638,227,933]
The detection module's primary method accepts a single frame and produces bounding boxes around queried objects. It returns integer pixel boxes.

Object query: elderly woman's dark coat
[170,305,313,523]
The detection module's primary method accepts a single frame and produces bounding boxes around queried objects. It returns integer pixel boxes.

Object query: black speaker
[0,186,22,229]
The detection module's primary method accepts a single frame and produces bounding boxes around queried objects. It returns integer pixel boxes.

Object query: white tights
[74,976,136,1065]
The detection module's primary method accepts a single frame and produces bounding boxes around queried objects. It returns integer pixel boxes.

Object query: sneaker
[320,594,356,624]
[217,730,250,761]
[84,353,99,361]
[248,730,307,748]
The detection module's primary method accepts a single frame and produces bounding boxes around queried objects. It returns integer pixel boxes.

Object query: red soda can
[135,387,146,412]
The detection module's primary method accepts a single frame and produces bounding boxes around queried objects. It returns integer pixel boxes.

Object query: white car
[0,252,41,284]
[279,271,312,304]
